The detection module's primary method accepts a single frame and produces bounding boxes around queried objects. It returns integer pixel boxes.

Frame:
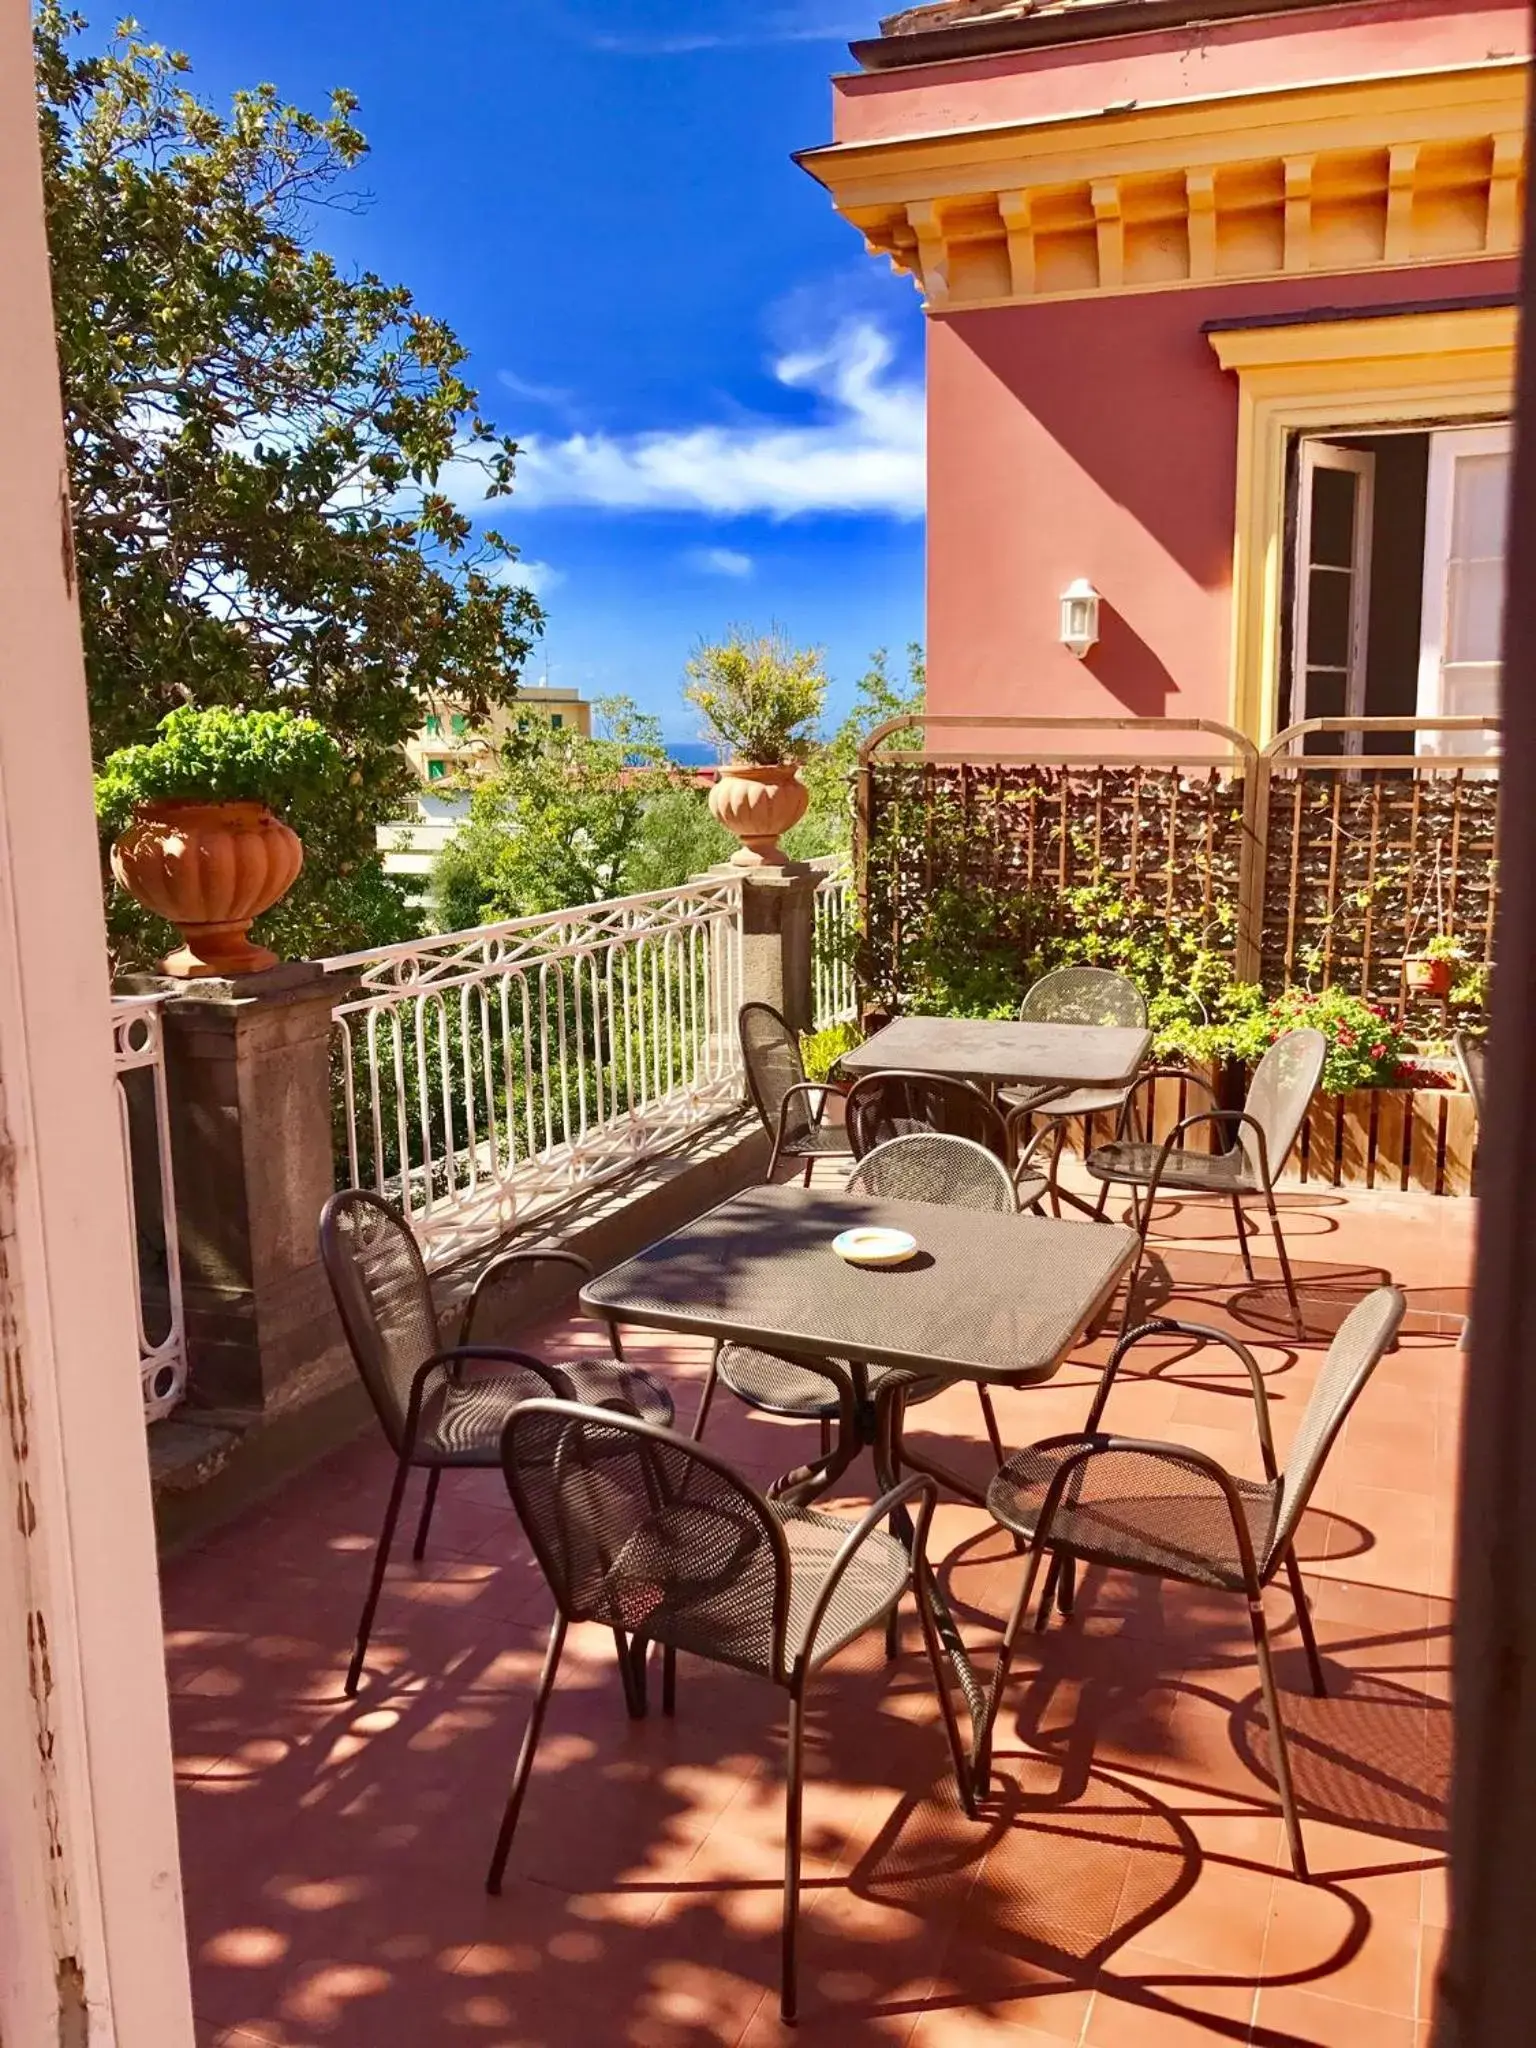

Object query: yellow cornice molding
[1213,304,1518,741]
[804,63,1528,309]
[1208,302,1519,371]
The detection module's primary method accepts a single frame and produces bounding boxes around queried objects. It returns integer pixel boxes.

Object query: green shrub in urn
[98,706,346,977]
[685,629,826,867]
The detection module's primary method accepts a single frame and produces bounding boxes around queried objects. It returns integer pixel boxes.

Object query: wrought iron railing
[811,863,857,1029]
[326,877,746,1263]
[112,996,186,1420]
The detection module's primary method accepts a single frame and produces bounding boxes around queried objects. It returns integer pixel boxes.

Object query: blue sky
[116,1,926,737]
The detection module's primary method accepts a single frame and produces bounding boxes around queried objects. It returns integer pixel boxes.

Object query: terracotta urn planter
[707,764,809,868]
[1405,953,1455,998]
[111,799,303,978]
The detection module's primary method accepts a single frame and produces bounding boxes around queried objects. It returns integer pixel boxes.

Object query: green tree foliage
[36,6,541,957]
[428,699,733,930]
[783,642,926,862]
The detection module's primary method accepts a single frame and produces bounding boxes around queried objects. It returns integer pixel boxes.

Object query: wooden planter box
[1290,1087,1477,1196]
[1036,1071,1477,1197]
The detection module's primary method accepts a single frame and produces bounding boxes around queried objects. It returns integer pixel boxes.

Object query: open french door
[1292,440,1375,755]
[1417,424,1512,754]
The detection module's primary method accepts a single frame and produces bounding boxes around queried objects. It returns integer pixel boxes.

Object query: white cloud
[585,7,865,54]
[686,546,754,578]
[505,322,924,521]
[490,556,564,597]
[497,367,577,412]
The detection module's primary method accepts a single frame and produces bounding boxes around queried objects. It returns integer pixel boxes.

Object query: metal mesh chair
[488,1399,968,2022]
[319,1190,673,1695]
[1455,1028,1486,1120]
[1002,968,1150,1216]
[844,1067,1044,1190]
[979,1286,1407,1879]
[693,1133,1023,1468]
[740,1001,854,1183]
[1084,1028,1327,1336]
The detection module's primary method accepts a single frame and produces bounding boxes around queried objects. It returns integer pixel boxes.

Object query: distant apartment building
[404,684,592,786]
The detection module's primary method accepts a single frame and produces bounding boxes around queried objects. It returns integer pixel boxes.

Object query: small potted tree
[684,629,825,867]
[97,706,345,977]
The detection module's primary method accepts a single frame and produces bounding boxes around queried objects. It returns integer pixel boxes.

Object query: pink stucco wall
[926,261,1519,731]
[832,0,1528,144]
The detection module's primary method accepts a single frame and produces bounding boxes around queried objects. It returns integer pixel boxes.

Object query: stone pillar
[735,863,819,1032]
[154,962,353,1415]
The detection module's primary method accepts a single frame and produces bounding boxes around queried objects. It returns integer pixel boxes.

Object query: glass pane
[1310,465,1357,568]
[1450,452,1510,561]
[1304,669,1348,720]
[1441,661,1501,721]
[1306,567,1352,664]
[1447,559,1507,663]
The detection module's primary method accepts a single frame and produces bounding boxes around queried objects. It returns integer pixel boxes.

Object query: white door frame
[0,3,196,2040]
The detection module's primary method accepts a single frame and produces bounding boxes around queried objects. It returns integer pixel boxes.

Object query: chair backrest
[738,1002,810,1144]
[844,1069,1008,1162]
[501,1399,791,1680]
[319,1190,439,1453]
[1266,1285,1406,1568]
[1020,966,1148,1030]
[845,1132,1017,1213]
[1240,1029,1326,1184]
[1455,1028,1486,1120]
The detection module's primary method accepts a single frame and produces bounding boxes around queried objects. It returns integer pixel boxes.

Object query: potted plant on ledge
[96,705,346,977]
[684,629,825,867]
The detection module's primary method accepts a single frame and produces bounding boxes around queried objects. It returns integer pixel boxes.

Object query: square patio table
[582,1184,1138,1792]
[582,1183,1136,1393]
[835,1015,1151,1093]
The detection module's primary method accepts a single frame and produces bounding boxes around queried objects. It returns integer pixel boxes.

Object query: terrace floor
[165,1164,1468,2047]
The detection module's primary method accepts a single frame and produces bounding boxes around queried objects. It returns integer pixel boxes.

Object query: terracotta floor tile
[1083,1941,1257,2044]
[908,2010,1092,2048]
[1251,1985,1419,2046]
[1260,1880,1421,2017]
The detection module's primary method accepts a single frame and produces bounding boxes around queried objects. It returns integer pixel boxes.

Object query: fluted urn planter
[111,799,303,978]
[707,764,809,868]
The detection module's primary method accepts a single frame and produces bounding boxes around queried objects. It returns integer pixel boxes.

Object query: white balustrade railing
[811,865,857,1030]
[326,876,746,1263]
[112,996,186,1420]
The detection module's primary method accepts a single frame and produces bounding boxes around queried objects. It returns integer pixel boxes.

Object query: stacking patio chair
[319,1189,673,1696]
[486,1398,968,2022]
[692,1132,1028,1467]
[1001,967,1150,1216]
[977,1285,1406,1880]
[843,1064,1052,1189]
[740,1000,855,1184]
[1455,1027,1486,1121]
[1084,1028,1327,1338]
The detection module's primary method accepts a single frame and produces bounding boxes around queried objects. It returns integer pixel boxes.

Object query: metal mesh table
[583,1185,1139,1795]
[836,1017,1150,1092]
[583,1185,1137,1389]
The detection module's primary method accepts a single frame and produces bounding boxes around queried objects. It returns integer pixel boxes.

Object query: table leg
[873,1391,988,1801]
[771,1362,870,1510]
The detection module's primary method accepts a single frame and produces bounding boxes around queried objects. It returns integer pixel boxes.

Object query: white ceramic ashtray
[832,1226,918,1269]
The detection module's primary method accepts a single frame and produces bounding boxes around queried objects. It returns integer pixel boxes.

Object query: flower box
[1289,1086,1477,1196]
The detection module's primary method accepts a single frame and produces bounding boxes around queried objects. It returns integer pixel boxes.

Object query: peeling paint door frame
[0,3,195,2041]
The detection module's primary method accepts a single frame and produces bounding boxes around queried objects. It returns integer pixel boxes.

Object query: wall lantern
[1059,579,1101,660]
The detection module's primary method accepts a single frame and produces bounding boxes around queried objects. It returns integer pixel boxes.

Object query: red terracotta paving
[165,1170,1467,2046]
